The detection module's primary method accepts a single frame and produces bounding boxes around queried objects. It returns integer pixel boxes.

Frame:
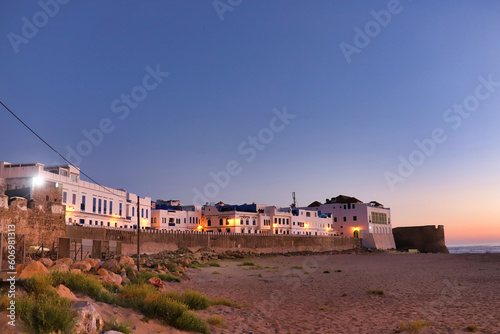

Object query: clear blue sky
[1,1,500,244]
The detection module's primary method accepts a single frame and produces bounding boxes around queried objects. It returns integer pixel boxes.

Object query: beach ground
[181,252,500,334]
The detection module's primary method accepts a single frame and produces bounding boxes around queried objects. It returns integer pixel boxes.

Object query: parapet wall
[392,225,449,253]
[66,226,361,255]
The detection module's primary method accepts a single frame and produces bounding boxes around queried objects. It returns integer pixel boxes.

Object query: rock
[104,331,126,334]
[49,262,70,273]
[100,259,121,273]
[73,301,103,334]
[119,271,130,284]
[18,261,48,279]
[70,269,82,274]
[147,277,165,292]
[82,258,101,270]
[55,258,74,267]
[39,258,53,268]
[71,260,92,272]
[115,254,135,266]
[56,284,77,301]
[97,268,122,285]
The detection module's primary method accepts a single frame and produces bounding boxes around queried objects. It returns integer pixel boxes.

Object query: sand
[1,252,499,333]
[181,252,500,334]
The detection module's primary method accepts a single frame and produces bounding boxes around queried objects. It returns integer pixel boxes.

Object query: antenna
[291,192,297,208]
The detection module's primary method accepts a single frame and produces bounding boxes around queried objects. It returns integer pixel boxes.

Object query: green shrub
[399,319,431,333]
[212,271,220,275]
[207,315,226,328]
[158,273,182,282]
[210,297,240,308]
[207,260,220,267]
[367,289,385,296]
[174,311,210,334]
[144,294,188,325]
[180,290,211,310]
[17,294,76,334]
[238,261,255,266]
[165,262,183,273]
[120,283,158,310]
[132,271,157,285]
[291,265,303,269]
[319,305,327,311]
[103,317,134,334]
[22,274,55,297]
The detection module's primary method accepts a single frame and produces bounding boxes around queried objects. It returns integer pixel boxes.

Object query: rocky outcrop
[73,301,104,334]
[17,261,48,278]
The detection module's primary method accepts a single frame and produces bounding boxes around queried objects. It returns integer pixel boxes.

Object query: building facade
[0,162,152,230]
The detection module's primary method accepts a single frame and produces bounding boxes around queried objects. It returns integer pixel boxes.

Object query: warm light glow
[113,214,120,218]
[304,223,309,229]
[32,176,44,187]
[354,227,359,231]
[197,225,203,230]
[65,206,75,212]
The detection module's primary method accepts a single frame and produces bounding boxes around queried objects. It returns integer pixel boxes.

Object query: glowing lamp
[32,176,44,187]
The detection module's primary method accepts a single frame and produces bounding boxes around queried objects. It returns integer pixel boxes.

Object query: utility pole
[136,195,140,270]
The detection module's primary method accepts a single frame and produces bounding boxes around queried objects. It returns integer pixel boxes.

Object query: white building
[306,195,396,249]
[0,161,152,230]
[151,200,202,232]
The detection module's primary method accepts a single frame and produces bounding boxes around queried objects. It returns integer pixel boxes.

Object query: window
[190,217,192,224]
[286,219,289,225]
[226,219,229,225]
[104,200,107,214]
[343,217,346,222]
[109,201,113,214]
[184,218,186,224]
[119,203,122,216]
[353,204,355,209]
[246,219,249,225]
[207,219,211,226]
[107,222,110,227]
[80,219,84,225]
[353,216,357,221]
[81,196,86,211]
[343,205,346,209]
[141,208,144,218]
[219,218,223,226]
[334,217,337,222]
[306,212,311,217]
[253,220,256,226]
[71,174,78,182]
[98,199,102,214]
[72,194,76,205]
[46,195,49,202]
[63,192,67,203]
[89,220,92,225]
[93,198,97,213]
[132,207,135,216]
[146,210,148,218]
[240,219,243,225]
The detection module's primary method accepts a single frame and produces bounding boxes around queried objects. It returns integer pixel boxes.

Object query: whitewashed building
[151,200,202,232]
[306,195,396,249]
[0,161,152,230]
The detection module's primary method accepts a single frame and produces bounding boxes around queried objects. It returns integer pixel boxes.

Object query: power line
[0,100,120,197]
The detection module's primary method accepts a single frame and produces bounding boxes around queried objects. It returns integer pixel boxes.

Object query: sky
[0,1,499,246]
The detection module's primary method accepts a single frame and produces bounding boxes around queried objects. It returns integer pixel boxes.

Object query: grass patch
[335,269,342,272]
[210,297,241,308]
[249,265,263,270]
[174,311,210,334]
[17,293,76,334]
[319,305,327,311]
[157,273,182,282]
[399,319,431,333]
[323,270,330,273]
[367,289,385,296]
[120,283,158,310]
[238,261,255,266]
[257,273,262,277]
[103,317,134,334]
[212,271,220,275]
[291,265,303,269]
[165,262,183,273]
[207,315,227,328]
[207,260,220,267]
[466,324,478,332]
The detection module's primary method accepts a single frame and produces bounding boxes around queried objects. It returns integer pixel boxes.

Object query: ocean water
[448,245,500,254]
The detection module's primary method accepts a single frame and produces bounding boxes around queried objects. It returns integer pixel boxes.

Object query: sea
[448,245,500,254]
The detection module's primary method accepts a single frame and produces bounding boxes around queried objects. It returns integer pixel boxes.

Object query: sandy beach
[180,252,500,334]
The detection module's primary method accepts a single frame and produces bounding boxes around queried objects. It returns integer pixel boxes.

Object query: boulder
[100,259,121,273]
[55,258,74,267]
[82,258,101,270]
[39,258,53,268]
[49,262,70,273]
[115,254,135,266]
[73,301,103,334]
[71,260,92,272]
[18,261,48,279]
[119,271,130,284]
[97,268,122,285]
[148,277,166,292]
[56,284,77,301]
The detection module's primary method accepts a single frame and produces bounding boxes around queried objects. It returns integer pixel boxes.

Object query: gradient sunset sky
[1,1,499,246]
